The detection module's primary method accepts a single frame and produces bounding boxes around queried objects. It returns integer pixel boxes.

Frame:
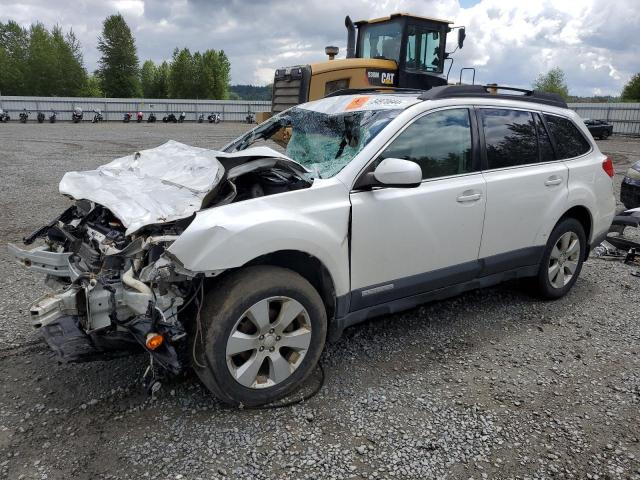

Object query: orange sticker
[345,96,370,110]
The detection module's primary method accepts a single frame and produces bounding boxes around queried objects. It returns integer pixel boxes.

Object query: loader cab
[354,14,453,90]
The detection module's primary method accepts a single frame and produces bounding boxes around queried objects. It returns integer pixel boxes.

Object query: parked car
[621,160,640,209]
[584,119,613,139]
[8,85,616,406]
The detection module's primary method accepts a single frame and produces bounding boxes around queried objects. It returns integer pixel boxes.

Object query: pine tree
[140,59,157,97]
[97,14,141,97]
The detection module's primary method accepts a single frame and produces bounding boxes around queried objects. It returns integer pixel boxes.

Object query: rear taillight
[602,156,614,178]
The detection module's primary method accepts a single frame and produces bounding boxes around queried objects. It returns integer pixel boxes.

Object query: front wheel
[533,218,586,299]
[193,266,327,407]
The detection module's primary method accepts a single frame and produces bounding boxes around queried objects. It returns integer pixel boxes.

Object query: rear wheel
[534,218,586,299]
[193,266,327,407]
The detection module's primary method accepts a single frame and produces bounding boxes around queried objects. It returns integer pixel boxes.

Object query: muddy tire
[192,266,327,407]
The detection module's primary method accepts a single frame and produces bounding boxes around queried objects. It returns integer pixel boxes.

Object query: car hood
[59,140,303,235]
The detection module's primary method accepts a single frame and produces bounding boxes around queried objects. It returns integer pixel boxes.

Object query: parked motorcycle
[48,111,57,123]
[0,109,9,123]
[19,109,30,123]
[208,112,222,124]
[178,112,186,123]
[123,112,132,123]
[197,113,204,123]
[245,112,255,124]
[162,113,177,123]
[147,112,157,123]
[136,111,143,123]
[72,107,83,123]
[92,109,104,123]
[37,112,45,123]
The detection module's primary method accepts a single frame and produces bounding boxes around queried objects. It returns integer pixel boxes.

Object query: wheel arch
[241,250,339,323]
[557,205,593,260]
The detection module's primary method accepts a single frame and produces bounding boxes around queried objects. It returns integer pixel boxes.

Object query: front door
[349,107,486,311]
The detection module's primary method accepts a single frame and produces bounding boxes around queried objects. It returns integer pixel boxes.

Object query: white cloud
[0,0,638,95]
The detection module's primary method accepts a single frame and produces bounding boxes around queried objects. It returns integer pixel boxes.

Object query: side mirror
[356,158,422,189]
[458,28,466,49]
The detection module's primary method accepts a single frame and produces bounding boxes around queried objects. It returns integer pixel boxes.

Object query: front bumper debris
[8,243,72,277]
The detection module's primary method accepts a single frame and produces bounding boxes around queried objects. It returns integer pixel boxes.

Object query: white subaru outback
[9,85,616,406]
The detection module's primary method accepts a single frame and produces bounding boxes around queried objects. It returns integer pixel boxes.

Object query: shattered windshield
[223,106,401,178]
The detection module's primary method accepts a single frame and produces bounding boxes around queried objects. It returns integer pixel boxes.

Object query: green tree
[78,74,103,97]
[169,47,196,98]
[621,73,640,102]
[533,67,569,100]
[140,59,157,97]
[0,21,29,95]
[97,14,141,97]
[51,26,87,96]
[197,49,218,98]
[213,49,230,99]
[25,23,57,95]
[153,60,170,98]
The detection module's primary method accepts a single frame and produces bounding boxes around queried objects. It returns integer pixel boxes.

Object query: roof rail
[418,84,568,108]
[324,87,427,98]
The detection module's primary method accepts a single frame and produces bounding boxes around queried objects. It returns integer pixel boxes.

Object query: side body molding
[167,179,352,297]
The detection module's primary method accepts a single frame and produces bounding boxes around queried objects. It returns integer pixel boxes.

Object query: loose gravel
[0,123,638,480]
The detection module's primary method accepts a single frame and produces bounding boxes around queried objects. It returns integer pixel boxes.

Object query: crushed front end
[8,201,195,377]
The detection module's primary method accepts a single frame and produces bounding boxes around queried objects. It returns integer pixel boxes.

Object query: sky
[1,0,638,96]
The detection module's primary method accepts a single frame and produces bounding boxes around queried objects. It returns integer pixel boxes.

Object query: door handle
[456,191,482,203]
[544,176,563,186]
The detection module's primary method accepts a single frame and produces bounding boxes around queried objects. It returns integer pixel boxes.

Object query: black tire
[533,217,586,299]
[193,266,327,407]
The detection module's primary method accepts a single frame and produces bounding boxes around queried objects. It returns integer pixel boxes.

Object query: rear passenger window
[481,109,538,168]
[378,108,473,180]
[543,114,590,159]
[535,113,555,162]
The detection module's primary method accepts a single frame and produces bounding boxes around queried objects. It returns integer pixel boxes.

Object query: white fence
[569,102,640,136]
[1,96,639,134]
[0,96,271,122]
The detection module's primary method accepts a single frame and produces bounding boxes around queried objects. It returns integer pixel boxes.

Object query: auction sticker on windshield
[346,96,370,110]
[300,94,421,114]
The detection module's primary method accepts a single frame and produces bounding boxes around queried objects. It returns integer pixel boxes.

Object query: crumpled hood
[59,140,295,235]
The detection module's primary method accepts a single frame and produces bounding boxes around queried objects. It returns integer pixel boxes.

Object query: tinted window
[544,114,590,159]
[378,108,473,180]
[481,109,538,168]
[535,113,555,162]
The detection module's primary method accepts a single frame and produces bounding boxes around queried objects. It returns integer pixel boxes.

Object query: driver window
[376,108,473,180]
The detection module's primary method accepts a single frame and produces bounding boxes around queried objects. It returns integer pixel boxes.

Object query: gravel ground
[0,123,639,480]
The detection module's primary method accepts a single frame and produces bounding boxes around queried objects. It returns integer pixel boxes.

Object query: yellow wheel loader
[258,13,466,122]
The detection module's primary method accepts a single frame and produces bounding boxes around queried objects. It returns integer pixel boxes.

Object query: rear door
[478,108,568,271]
[349,107,486,310]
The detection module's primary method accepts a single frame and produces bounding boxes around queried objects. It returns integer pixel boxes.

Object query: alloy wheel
[225,296,312,389]
[548,231,581,289]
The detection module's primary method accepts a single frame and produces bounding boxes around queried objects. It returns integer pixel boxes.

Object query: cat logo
[381,72,395,85]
